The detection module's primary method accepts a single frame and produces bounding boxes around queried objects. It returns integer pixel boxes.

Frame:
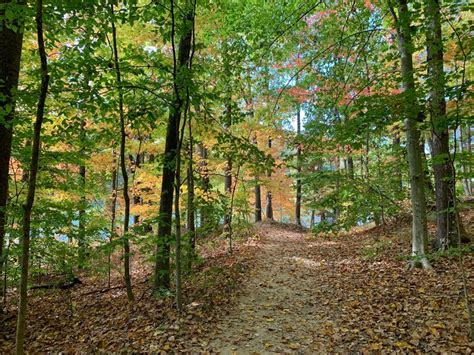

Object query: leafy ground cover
[1,212,473,353]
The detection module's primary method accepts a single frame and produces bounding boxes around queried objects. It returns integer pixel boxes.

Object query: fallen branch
[30,277,82,291]
[80,285,125,296]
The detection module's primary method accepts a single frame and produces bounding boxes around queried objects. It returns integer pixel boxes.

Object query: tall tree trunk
[392,128,403,192]
[187,118,195,251]
[334,158,341,222]
[253,135,262,222]
[255,183,262,222]
[110,5,134,301]
[154,0,193,292]
[78,118,86,268]
[15,1,49,352]
[198,143,209,227]
[391,0,431,269]
[108,150,118,289]
[133,153,141,225]
[295,105,302,226]
[364,131,370,178]
[0,0,25,304]
[421,136,435,196]
[174,135,183,311]
[347,156,354,179]
[459,127,471,196]
[468,126,472,195]
[266,137,273,220]
[425,0,459,249]
[310,209,315,228]
[224,158,232,225]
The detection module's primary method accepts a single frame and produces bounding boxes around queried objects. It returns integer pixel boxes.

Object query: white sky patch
[143,45,158,53]
[290,109,306,132]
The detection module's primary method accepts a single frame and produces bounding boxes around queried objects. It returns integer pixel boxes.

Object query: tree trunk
[347,156,354,179]
[420,137,435,197]
[186,119,195,252]
[392,129,403,192]
[295,105,302,226]
[255,183,262,222]
[266,137,273,220]
[391,0,431,269]
[154,0,193,292]
[78,118,86,268]
[198,143,209,227]
[253,136,262,222]
[15,1,49,352]
[174,135,183,312]
[364,131,370,178]
[108,150,118,289]
[459,127,471,196]
[468,126,472,195]
[0,0,25,304]
[133,153,141,225]
[425,0,459,250]
[110,5,134,301]
[224,158,232,226]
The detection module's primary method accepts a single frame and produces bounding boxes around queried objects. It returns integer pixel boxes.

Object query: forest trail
[208,223,335,353]
[205,222,474,353]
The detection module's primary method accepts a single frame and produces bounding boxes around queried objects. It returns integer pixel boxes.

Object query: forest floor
[205,220,474,353]
[1,212,474,353]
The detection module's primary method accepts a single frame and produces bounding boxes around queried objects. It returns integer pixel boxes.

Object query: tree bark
[108,150,118,289]
[133,153,142,225]
[467,126,472,195]
[295,105,302,226]
[198,143,209,227]
[187,119,195,251]
[391,0,431,269]
[255,183,262,222]
[154,0,193,292]
[78,118,86,268]
[0,0,25,303]
[15,1,49,352]
[253,135,262,222]
[266,137,273,220]
[392,128,403,192]
[459,128,470,195]
[110,5,134,301]
[425,0,459,250]
[224,157,232,225]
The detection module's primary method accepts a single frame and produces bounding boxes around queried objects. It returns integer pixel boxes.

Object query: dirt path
[205,222,474,354]
[208,224,331,353]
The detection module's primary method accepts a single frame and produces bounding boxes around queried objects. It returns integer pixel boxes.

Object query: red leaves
[304,10,338,28]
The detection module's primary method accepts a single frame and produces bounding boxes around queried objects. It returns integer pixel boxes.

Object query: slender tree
[154,0,194,292]
[266,137,273,220]
[295,105,302,226]
[15,0,49,352]
[187,118,196,252]
[254,135,262,223]
[110,4,134,301]
[198,143,209,227]
[108,150,118,289]
[78,117,86,267]
[133,153,142,225]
